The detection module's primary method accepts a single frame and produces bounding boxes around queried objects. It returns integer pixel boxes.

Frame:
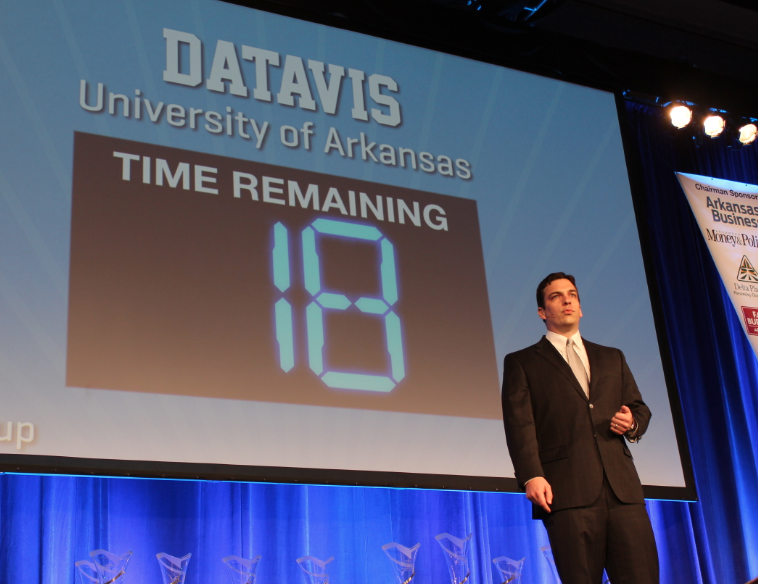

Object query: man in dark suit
[501,272,658,584]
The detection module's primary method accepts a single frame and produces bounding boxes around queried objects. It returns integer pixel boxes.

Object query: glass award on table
[222,555,262,584]
[382,542,420,584]
[75,560,100,584]
[157,552,192,584]
[90,549,133,584]
[492,556,524,584]
[435,533,472,584]
[541,545,610,583]
[296,555,334,584]
[540,545,560,583]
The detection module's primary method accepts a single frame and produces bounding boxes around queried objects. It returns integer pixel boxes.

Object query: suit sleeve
[620,349,651,442]
[502,353,544,489]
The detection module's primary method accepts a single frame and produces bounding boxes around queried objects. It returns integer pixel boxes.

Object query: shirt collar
[545,330,584,352]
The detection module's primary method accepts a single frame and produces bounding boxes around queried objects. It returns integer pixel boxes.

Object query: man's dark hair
[536,272,578,309]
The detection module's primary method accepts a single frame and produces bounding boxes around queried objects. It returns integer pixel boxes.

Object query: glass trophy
[75,560,100,584]
[540,546,610,583]
[492,556,524,584]
[156,552,192,584]
[296,555,334,584]
[89,549,133,584]
[382,542,420,584]
[540,545,560,583]
[222,555,262,584]
[435,533,472,584]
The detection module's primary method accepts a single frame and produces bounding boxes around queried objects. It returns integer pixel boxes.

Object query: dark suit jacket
[501,336,651,515]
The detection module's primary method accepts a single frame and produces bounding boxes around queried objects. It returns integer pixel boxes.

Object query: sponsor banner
[677,172,758,356]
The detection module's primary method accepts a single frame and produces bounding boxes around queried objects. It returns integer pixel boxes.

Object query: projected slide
[0,0,687,489]
[67,133,498,417]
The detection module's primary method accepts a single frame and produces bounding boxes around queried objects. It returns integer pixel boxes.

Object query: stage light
[652,96,757,146]
[737,122,758,145]
[703,113,725,138]
[669,105,692,129]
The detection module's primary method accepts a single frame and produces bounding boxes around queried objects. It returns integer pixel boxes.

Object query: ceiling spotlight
[703,113,726,138]
[669,105,692,129]
[738,122,758,145]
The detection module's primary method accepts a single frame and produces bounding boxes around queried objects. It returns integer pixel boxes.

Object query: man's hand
[611,405,634,435]
[525,477,552,513]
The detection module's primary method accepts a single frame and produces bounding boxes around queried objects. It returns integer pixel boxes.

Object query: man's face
[538,278,583,335]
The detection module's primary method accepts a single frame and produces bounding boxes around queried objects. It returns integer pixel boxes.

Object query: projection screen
[0,0,692,496]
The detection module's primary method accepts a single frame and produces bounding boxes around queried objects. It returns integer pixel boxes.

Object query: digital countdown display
[67,133,502,419]
[273,218,405,392]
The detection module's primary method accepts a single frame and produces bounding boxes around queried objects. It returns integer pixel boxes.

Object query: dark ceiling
[227,0,758,117]
[535,0,758,84]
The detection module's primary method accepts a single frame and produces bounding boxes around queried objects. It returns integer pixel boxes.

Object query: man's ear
[537,307,546,321]
[579,306,583,318]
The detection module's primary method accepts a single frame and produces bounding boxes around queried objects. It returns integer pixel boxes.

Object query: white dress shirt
[545,330,591,382]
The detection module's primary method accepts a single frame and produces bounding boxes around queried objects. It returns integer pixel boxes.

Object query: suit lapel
[584,340,601,398]
[534,336,589,402]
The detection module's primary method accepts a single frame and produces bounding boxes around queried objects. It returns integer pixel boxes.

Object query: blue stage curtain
[2,100,757,584]
[0,475,560,584]
[622,99,758,584]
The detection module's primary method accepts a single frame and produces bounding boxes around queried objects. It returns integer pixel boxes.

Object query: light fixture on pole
[703,111,726,138]
[666,103,693,129]
[736,120,758,145]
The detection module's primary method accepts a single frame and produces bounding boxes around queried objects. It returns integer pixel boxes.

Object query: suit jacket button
[589,404,594,409]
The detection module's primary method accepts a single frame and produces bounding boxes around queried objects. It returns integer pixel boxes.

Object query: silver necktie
[566,338,590,398]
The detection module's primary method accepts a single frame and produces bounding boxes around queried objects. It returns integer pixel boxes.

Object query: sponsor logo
[741,306,758,336]
[737,256,758,283]
[704,229,758,248]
